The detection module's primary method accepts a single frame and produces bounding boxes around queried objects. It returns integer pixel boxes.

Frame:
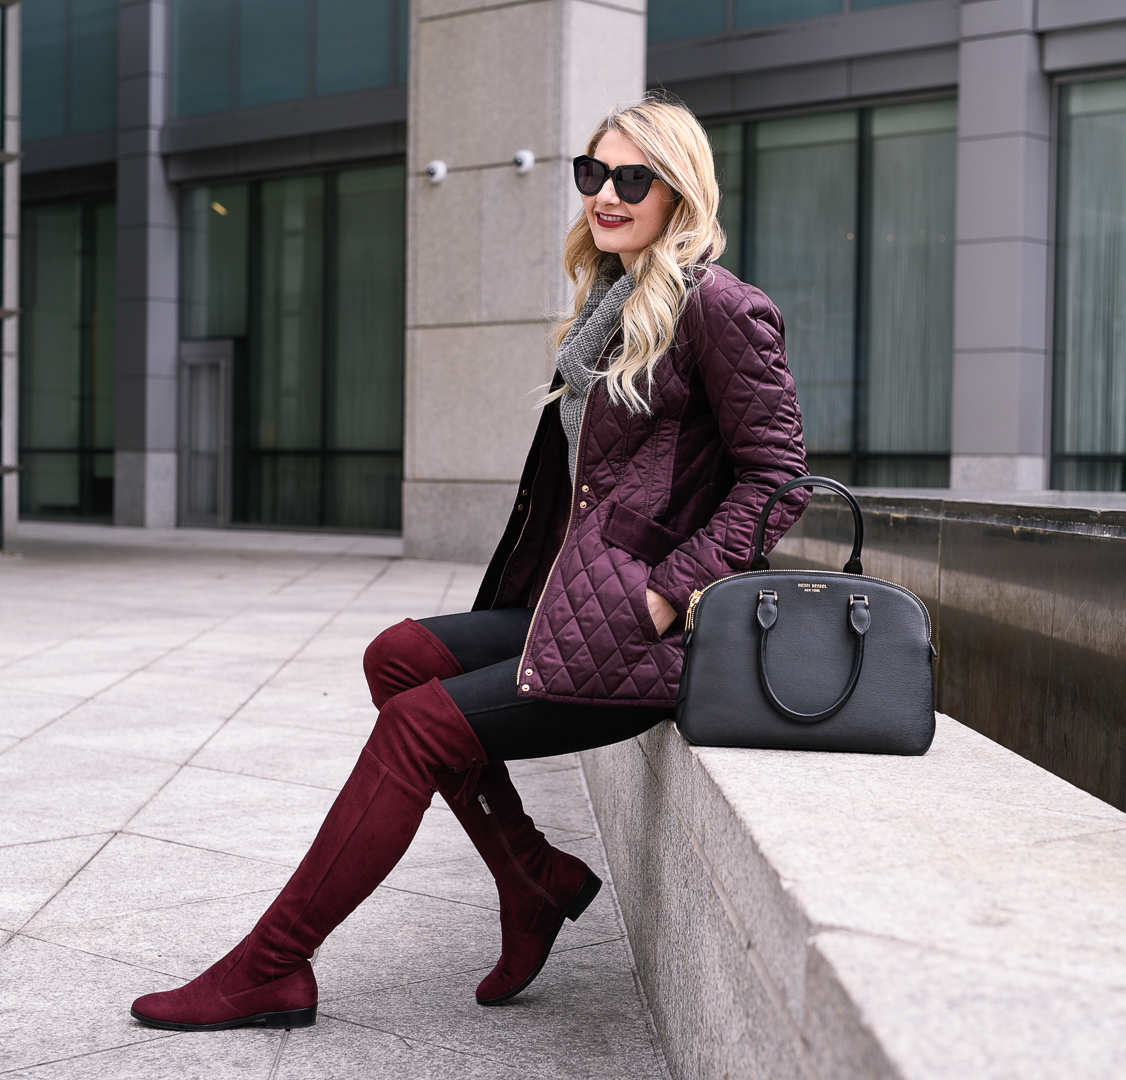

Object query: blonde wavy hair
[550,95,727,413]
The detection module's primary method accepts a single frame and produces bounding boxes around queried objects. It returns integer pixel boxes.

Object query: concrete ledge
[580,716,1126,1080]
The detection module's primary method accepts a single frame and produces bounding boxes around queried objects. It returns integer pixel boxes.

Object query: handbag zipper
[684,569,932,641]
[516,395,592,687]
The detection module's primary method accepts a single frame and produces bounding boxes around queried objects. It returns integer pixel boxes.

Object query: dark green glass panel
[851,0,934,10]
[1052,80,1126,491]
[750,113,858,457]
[331,164,404,452]
[20,201,116,519]
[735,0,841,29]
[252,174,325,454]
[648,0,726,42]
[397,0,408,83]
[22,0,67,141]
[864,100,956,468]
[704,123,743,277]
[239,0,308,107]
[171,0,233,117]
[180,184,249,337]
[315,0,392,95]
[70,0,118,133]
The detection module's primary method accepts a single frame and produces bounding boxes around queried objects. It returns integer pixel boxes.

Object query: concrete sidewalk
[0,524,669,1080]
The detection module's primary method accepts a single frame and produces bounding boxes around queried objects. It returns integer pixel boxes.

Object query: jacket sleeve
[646,281,810,614]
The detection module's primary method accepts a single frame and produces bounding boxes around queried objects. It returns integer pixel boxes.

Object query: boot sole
[477,870,602,1006]
[130,1005,317,1032]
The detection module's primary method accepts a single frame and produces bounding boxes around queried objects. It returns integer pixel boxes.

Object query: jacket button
[517,504,524,511]
[521,489,528,496]
[581,484,590,493]
[524,668,533,676]
[579,500,587,509]
[521,683,530,692]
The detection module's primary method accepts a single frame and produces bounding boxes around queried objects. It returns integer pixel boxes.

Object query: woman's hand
[645,588,678,636]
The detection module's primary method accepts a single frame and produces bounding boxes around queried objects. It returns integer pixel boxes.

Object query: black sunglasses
[573,155,665,204]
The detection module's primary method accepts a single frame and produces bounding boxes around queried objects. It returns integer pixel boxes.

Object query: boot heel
[262,1005,318,1029]
[564,871,602,922]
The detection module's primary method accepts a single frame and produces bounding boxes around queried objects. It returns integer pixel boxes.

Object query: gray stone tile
[2,1023,277,1079]
[0,833,112,929]
[0,935,172,1073]
[127,764,338,867]
[190,717,363,790]
[29,890,285,983]
[0,686,86,738]
[234,684,375,738]
[273,1014,540,1080]
[324,940,664,1080]
[0,743,180,831]
[26,833,292,933]
[32,697,227,766]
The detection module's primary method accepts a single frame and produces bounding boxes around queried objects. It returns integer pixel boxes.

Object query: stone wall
[581,715,1126,1080]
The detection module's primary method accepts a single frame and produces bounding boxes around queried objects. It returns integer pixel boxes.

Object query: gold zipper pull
[686,589,704,631]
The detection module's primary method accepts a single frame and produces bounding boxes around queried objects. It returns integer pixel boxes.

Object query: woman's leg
[130,678,488,1031]
[362,609,533,706]
[431,658,666,1004]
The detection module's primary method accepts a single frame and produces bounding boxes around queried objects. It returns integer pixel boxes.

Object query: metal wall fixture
[513,149,535,174]
[425,160,447,184]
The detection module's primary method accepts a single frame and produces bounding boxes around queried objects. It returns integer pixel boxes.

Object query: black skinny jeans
[419,608,666,761]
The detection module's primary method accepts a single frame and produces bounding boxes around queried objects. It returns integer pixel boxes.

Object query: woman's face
[582,130,677,270]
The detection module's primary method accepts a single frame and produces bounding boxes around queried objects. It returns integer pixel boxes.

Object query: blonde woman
[131,96,809,1031]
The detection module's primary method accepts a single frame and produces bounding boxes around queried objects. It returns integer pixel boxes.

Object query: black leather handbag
[675,476,936,754]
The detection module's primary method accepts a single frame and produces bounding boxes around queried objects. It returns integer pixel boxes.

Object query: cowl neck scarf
[555,270,636,482]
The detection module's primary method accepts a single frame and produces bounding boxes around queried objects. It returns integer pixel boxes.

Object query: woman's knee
[362,618,461,708]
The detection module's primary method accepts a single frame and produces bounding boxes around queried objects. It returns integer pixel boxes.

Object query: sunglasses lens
[574,159,607,195]
[614,167,651,203]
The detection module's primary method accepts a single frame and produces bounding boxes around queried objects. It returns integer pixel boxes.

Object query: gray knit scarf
[556,271,636,483]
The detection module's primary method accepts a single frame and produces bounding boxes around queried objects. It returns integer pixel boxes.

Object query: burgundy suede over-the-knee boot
[437,764,601,1004]
[130,678,487,1032]
[363,618,601,1005]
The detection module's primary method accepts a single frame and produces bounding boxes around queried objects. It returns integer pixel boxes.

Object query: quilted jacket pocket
[603,501,689,566]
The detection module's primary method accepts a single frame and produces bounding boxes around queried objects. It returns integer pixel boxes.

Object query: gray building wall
[12,0,1126,554]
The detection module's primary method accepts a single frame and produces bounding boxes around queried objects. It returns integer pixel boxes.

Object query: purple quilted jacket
[473,264,809,708]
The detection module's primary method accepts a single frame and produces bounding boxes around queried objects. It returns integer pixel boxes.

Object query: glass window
[851,0,934,9]
[648,0,726,43]
[752,113,859,463]
[705,123,743,277]
[181,184,249,338]
[732,100,956,486]
[735,0,842,30]
[1052,79,1126,491]
[70,0,118,133]
[238,0,308,108]
[180,162,406,530]
[865,100,956,485]
[315,0,393,95]
[20,202,117,520]
[22,0,118,140]
[171,0,233,118]
[169,0,403,118]
[22,0,67,141]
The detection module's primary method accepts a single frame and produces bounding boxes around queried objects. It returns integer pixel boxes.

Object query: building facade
[9,0,1126,559]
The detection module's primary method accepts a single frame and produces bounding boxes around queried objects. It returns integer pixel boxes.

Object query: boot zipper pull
[478,794,492,814]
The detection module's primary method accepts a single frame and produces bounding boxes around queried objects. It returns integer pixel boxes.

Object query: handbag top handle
[750,475,865,575]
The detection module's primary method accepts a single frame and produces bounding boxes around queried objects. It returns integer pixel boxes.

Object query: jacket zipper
[478,795,557,905]
[516,395,592,687]
[684,569,932,641]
